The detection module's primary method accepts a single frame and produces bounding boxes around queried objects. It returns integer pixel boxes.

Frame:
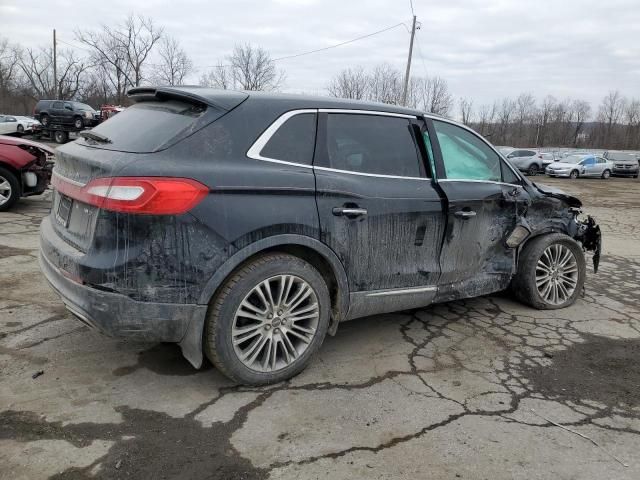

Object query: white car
[0,115,41,135]
[545,154,614,179]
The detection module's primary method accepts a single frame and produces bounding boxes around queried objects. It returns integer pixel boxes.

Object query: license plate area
[56,194,73,227]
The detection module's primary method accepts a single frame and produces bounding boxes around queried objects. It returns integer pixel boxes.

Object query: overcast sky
[2,0,639,111]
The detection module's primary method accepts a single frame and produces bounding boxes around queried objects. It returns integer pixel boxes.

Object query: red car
[0,135,54,211]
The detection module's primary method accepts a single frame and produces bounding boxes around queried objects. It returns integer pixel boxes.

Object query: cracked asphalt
[1,176,639,479]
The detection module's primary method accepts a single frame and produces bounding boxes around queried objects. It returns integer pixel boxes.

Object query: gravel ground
[1,175,639,480]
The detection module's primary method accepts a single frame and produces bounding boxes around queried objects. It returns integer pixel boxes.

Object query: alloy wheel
[232,274,320,372]
[535,244,578,305]
[0,175,12,207]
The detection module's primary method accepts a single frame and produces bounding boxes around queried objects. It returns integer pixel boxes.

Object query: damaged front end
[18,143,54,197]
[528,182,602,272]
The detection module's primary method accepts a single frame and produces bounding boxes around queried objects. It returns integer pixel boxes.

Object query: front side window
[432,120,502,181]
[325,113,422,177]
[53,101,63,109]
[260,113,316,165]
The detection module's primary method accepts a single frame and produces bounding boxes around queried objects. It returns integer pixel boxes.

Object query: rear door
[425,118,529,302]
[51,101,64,123]
[314,110,444,315]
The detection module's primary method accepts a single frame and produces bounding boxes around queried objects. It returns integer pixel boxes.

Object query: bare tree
[200,62,233,89]
[570,99,591,147]
[18,47,89,100]
[77,14,163,101]
[623,98,640,149]
[327,67,368,99]
[0,37,21,110]
[409,76,453,115]
[226,43,284,91]
[476,102,497,137]
[459,97,473,125]
[598,90,626,146]
[152,36,193,86]
[368,63,403,105]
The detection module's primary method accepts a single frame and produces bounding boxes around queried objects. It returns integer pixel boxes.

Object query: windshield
[73,102,95,111]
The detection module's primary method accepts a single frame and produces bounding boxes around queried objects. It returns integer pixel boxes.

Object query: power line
[197,22,407,70]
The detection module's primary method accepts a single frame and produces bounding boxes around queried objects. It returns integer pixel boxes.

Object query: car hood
[0,135,54,155]
[533,182,582,208]
[547,161,580,169]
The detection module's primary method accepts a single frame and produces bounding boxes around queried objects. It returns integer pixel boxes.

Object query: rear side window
[432,120,501,181]
[260,113,316,165]
[79,100,211,153]
[324,114,422,177]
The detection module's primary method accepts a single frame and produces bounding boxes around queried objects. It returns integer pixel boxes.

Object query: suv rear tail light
[52,175,208,214]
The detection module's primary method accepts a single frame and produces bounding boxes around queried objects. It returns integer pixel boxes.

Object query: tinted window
[260,113,316,165]
[53,102,63,109]
[581,157,596,166]
[523,150,537,157]
[432,120,501,181]
[78,100,211,153]
[325,114,421,177]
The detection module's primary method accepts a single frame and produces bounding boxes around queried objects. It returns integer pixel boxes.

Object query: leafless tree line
[0,14,193,113]
[326,64,454,116]
[460,91,640,150]
[199,43,285,91]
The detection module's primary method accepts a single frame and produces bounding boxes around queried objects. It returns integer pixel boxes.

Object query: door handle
[332,207,368,218]
[454,210,476,219]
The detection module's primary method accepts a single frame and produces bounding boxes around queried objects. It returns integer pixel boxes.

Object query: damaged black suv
[39,87,601,385]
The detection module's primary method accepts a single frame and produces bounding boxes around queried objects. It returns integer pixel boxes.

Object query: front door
[314,110,445,317]
[424,118,530,302]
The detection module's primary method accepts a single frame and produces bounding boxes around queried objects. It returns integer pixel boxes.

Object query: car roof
[127,86,424,117]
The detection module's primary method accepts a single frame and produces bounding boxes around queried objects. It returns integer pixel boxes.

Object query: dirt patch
[0,246,33,259]
[112,343,213,377]
[0,403,268,480]
[523,333,640,408]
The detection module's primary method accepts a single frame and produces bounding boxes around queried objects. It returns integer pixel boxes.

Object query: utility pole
[53,29,57,100]
[401,15,417,107]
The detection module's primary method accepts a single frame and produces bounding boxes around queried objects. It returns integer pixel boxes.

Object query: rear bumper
[39,218,207,343]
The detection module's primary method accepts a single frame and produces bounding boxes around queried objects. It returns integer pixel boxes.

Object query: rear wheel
[512,233,586,310]
[0,166,20,211]
[40,114,50,127]
[527,164,539,176]
[569,169,579,179]
[204,253,330,385]
[54,130,69,144]
[601,169,611,179]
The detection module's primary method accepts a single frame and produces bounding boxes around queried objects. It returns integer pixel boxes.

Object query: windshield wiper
[79,131,112,143]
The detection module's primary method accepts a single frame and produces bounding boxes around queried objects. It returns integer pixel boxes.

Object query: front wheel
[73,116,84,129]
[569,170,579,179]
[0,166,20,211]
[512,233,586,310]
[601,169,611,179]
[16,124,24,134]
[204,253,331,385]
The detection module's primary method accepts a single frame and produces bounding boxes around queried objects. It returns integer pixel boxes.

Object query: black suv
[34,100,100,129]
[39,87,601,385]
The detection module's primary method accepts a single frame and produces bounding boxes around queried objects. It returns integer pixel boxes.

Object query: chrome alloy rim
[232,274,320,372]
[0,175,12,206]
[536,244,578,305]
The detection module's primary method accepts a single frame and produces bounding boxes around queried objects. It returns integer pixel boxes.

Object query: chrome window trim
[314,166,429,181]
[437,179,522,188]
[52,170,86,187]
[246,108,317,168]
[319,108,416,119]
[365,285,437,297]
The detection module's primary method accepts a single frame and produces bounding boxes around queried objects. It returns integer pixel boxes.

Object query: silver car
[545,154,614,179]
[503,148,542,175]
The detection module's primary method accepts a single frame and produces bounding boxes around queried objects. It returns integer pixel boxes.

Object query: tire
[0,166,20,212]
[54,130,69,144]
[73,116,84,129]
[527,164,539,176]
[512,233,586,310]
[16,124,24,134]
[40,114,50,127]
[569,169,579,179]
[634,175,638,179]
[601,169,611,179]
[204,253,331,385]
